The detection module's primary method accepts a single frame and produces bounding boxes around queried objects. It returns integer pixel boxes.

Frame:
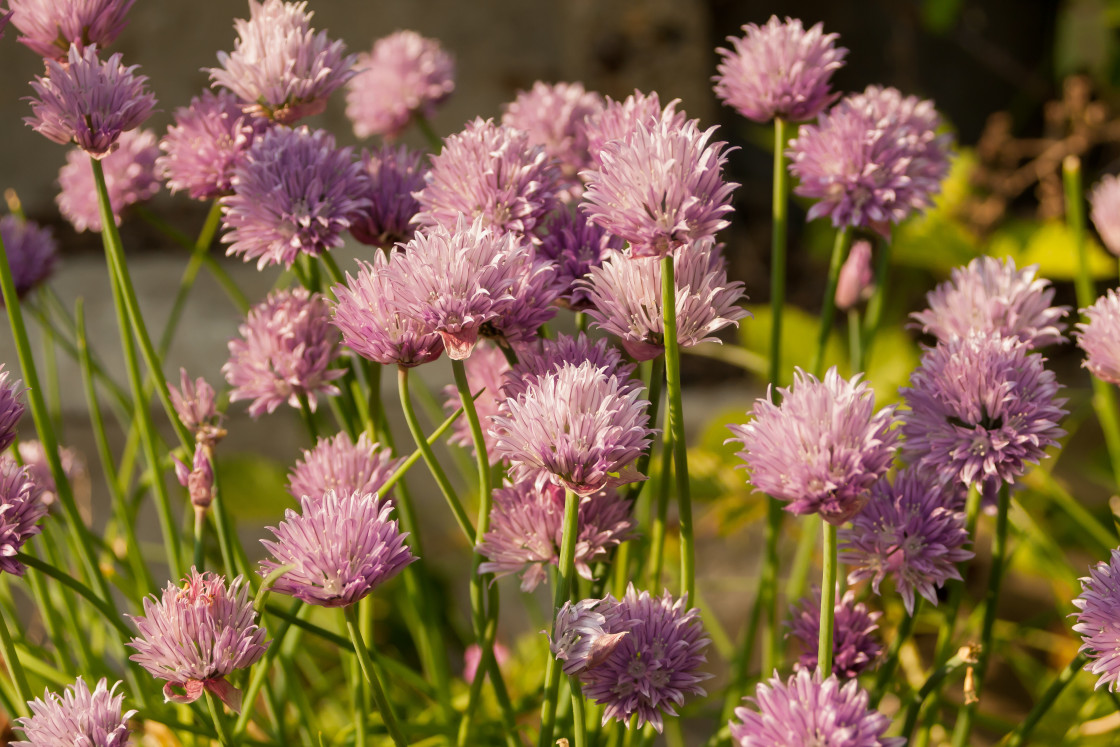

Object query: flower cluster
[0,460,45,577]
[787,589,882,679]
[349,144,427,248]
[0,215,57,302]
[538,208,624,310]
[1077,289,1120,385]
[1090,174,1120,256]
[1073,548,1120,691]
[8,0,134,59]
[14,678,135,747]
[584,90,687,169]
[288,431,402,504]
[502,81,604,191]
[57,128,160,233]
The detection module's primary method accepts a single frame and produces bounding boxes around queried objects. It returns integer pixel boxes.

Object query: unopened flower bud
[835,239,874,311]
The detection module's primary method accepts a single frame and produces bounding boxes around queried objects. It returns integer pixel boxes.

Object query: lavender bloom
[911,256,1068,349]
[0,216,57,302]
[220,126,371,269]
[288,431,402,504]
[714,16,846,123]
[8,0,133,59]
[345,30,454,140]
[728,367,899,525]
[502,332,636,404]
[260,489,415,607]
[585,90,687,169]
[8,440,87,511]
[477,479,634,592]
[581,239,749,361]
[900,331,1067,492]
[490,360,654,496]
[1090,174,1120,256]
[1073,548,1120,691]
[730,670,904,747]
[57,128,160,233]
[1077,289,1120,385]
[331,251,444,367]
[0,461,44,577]
[502,81,604,193]
[350,144,427,248]
[550,598,633,677]
[581,116,737,259]
[787,589,882,679]
[26,44,155,158]
[14,678,135,747]
[169,368,224,444]
[539,208,624,309]
[128,569,268,712]
[413,118,562,240]
[484,250,560,346]
[173,448,214,510]
[835,239,873,311]
[0,366,25,453]
[842,468,973,615]
[224,288,344,418]
[209,0,356,124]
[440,341,509,463]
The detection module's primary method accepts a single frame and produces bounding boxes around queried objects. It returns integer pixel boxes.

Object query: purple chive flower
[173,448,214,510]
[1078,289,1120,385]
[224,287,344,418]
[714,16,846,124]
[581,239,749,361]
[0,366,25,453]
[581,116,737,259]
[835,238,874,312]
[728,367,899,525]
[580,585,711,733]
[158,89,270,202]
[901,331,1067,492]
[911,256,1068,349]
[56,128,160,233]
[349,144,427,248]
[1073,548,1120,691]
[501,332,636,404]
[539,208,624,310]
[14,678,135,747]
[787,589,882,679]
[25,44,155,158]
[842,468,973,615]
[477,479,634,592]
[1091,174,1120,256]
[345,29,455,140]
[288,431,402,504]
[731,670,904,747]
[550,597,633,677]
[220,126,371,269]
[8,0,133,59]
[502,81,604,194]
[7,440,87,511]
[440,341,509,464]
[169,368,224,445]
[331,250,445,367]
[490,360,654,496]
[484,250,560,347]
[128,569,268,712]
[209,0,356,124]
[413,118,562,240]
[260,489,415,607]
[0,215,57,303]
[584,90,688,170]
[0,461,44,577]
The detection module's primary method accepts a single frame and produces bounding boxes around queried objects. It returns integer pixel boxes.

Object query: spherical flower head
[0,461,44,577]
[841,468,973,615]
[584,90,687,170]
[26,44,155,158]
[220,125,371,269]
[260,489,416,607]
[349,144,427,248]
[8,0,133,60]
[730,669,904,747]
[209,0,356,124]
[288,431,402,504]
[911,256,1068,349]
[413,118,562,240]
[0,216,57,303]
[345,30,454,140]
[477,479,634,592]
[539,208,625,310]
[502,81,605,191]
[728,367,899,525]
[581,239,749,361]
[57,128,160,233]
[331,251,444,367]
[787,588,882,679]
[501,332,636,404]
[0,365,26,454]
[440,341,509,464]
[13,678,135,747]
[1090,174,1120,256]
[581,116,737,259]
[1077,289,1120,384]
[550,597,634,677]
[714,16,846,123]
[900,331,1067,492]
[482,249,560,347]
[223,287,344,418]
[835,239,873,312]
[491,360,654,496]
[128,569,268,712]
[168,368,224,444]
[1072,548,1120,691]
[7,440,87,511]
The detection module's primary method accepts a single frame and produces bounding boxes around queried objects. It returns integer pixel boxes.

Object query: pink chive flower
[168,368,224,445]
[8,0,133,60]
[1090,174,1120,256]
[56,128,160,233]
[0,216,57,303]
[223,287,344,418]
[1073,548,1120,691]
[440,341,509,464]
[714,16,846,124]
[0,461,44,577]
[350,144,427,248]
[7,440,87,511]
[128,570,268,712]
[14,678,135,747]
[345,30,455,140]
[288,431,402,504]
[581,116,737,259]
[835,239,874,311]
[220,126,371,269]
[580,239,749,361]
[787,588,882,680]
[539,208,624,310]
[550,597,634,677]
[584,90,688,170]
[1078,289,1120,385]
[477,480,634,592]
[0,366,25,453]
[209,0,356,125]
[728,367,899,525]
[25,44,155,158]
[501,332,637,404]
[260,489,415,608]
[911,256,1068,349]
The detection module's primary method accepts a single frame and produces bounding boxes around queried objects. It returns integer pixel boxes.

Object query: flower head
[0,461,44,577]
[1090,174,1120,256]
[128,569,268,712]
[502,81,604,192]
[174,448,214,510]
[209,0,356,124]
[8,440,87,511]
[8,0,133,59]
[349,144,427,248]
[1078,289,1120,385]
[0,366,25,454]
[260,489,415,607]
[787,589,882,679]
[714,16,846,123]
[288,431,402,504]
[57,128,160,233]
[26,44,155,158]
[169,368,224,444]
[441,341,509,463]
[345,30,454,140]
[501,332,636,404]
[550,598,633,677]
[584,90,687,169]
[538,208,624,310]
[835,239,873,311]
[728,367,899,525]
[483,251,560,347]
[224,287,344,418]
[14,678,135,747]
[1073,548,1120,691]
[0,216,57,302]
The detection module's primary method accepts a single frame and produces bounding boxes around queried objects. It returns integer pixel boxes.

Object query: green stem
[15,553,133,639]
[626,356,664,504]
[759,498,783,677]
[344,605,408,747]
[860,234,892,365]
[0,610,31,716]
[1003,652,1088,747]
[295,391,319,441]
[818,522,838,677]
[539,489,581,747]
[158,201,226,356]
[786,514,821,605]
[647,403,673,590]
[901,652,968,740]
[204,691,233,747]
[233,600,299,737]
[811,227,852,377]
[414,114,443,152]
[661,254,694,602]
[769,116,789,387]
[870,601,920,707]
[847,308,863,374]
[719,595,763,724]
[571,678,588,747]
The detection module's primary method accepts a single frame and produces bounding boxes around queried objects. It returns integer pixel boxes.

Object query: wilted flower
[1090,174,1120,257]
[440,341,509,463]
[1078,289,1120,385]
[10,440,87,510]
[501,332,636,404]
[0,366,25,453]
[502,81,604,192]
[56,128,160,233]
[550,598,633,677]
[0,461,44,577]
[835,239,874,312]
[168,368,224,444]
[1073,548,1120,691]
[538,208,624,309]
[14,678,135,747]
[0,215,57,302]
[8,0,133,59]
[173,448,214,510]
[345,29,454,140]
[288,431,402,504]
[584,90,687,169]
[349,144,427,248]
[787,589,882,679]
